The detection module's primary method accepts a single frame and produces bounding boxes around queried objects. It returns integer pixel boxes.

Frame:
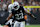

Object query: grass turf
[25,25,40,27]
[0,25,40,27]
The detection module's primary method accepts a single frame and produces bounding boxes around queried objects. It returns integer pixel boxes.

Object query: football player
[4,1,36,27]
[4,4,14,27]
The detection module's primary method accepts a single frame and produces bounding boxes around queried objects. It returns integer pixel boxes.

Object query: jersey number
[15,13,24,19]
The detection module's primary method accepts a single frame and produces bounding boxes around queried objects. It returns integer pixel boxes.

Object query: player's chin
[3,25,9,27]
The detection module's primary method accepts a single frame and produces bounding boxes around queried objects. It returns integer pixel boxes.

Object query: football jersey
[12,6,25,22]
[8,4,13,13]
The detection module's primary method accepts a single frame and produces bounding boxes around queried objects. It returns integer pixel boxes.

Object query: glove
[30,14,37,20]
[32,15,36,20]
[4,20,8,25]
[33,16,36,20]
[34,17,36,20]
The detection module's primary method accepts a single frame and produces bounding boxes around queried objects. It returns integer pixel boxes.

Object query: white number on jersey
[15,13,24,19]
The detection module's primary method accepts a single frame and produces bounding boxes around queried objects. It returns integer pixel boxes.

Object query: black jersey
[12,6,25,22]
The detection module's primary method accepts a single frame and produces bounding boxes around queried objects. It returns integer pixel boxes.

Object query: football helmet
[12,1,20,10]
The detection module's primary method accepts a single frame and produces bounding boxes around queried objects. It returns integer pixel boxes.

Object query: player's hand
[33,16,36,20]
[3,25,9,27]
[34,17,36,20]
[32,15,36,20]
[35,18,36,20]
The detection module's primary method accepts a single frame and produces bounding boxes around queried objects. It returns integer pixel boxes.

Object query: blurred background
[0,0,40,27]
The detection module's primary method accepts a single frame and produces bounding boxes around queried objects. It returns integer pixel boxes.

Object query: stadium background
[0,0,40,27]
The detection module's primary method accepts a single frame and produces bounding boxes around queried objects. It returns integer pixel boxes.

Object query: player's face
[14,5,18,9]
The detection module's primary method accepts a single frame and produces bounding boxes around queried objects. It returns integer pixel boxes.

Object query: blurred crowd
[0,0,40,13]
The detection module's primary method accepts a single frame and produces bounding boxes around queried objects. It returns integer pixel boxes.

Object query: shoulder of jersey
[8,4,13,8]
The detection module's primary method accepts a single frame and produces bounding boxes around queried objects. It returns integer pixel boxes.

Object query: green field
[25,25,40,27]
[0,25,40,27]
